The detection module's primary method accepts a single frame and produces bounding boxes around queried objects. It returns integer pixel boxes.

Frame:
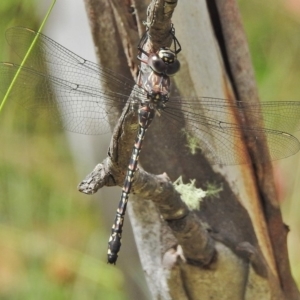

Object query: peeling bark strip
[81,0,300,299]
[213,1,300,298]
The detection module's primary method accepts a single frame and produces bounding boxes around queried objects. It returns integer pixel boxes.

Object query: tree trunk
[81,0,300,299]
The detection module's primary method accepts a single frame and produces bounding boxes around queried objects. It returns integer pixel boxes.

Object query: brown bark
[80,0,300,299]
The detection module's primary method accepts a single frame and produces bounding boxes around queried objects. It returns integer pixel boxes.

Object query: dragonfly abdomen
[107,104,155,264]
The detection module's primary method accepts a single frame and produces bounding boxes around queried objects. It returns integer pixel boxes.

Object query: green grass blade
[0,0,56,113]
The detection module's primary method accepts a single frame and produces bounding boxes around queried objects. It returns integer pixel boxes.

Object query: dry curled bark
[81,0,300,299]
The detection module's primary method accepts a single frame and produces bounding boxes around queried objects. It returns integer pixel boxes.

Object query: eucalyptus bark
[80,0,300,299]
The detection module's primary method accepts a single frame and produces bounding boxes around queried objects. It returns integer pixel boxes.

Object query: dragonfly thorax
[137,65,170,101]
[147,91,168,102]
[146,92,168,112]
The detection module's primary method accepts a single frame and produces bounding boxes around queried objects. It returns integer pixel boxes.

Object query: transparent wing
[0,62,142,135]
[159,97,300,165]
[2,27,147,135]
[3,27,300,164]
[5,27,136,95]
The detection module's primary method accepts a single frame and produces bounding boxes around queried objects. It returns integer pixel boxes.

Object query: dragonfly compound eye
[158,48,175,63]
[156,48,180,76]
[166,59,180,76]
[148,54,167,74]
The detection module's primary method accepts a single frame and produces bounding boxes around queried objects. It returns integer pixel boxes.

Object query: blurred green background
[0,0,300,299]
[0,1,128,299]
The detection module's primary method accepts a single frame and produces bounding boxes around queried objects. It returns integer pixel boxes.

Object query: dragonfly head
[147,48,180,76]
[137,24,181,77]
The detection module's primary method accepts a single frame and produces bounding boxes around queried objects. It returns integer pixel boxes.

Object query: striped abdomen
[107,104,155,264]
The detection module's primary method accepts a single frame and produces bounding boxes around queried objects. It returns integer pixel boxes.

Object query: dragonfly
[1,27,300,264]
